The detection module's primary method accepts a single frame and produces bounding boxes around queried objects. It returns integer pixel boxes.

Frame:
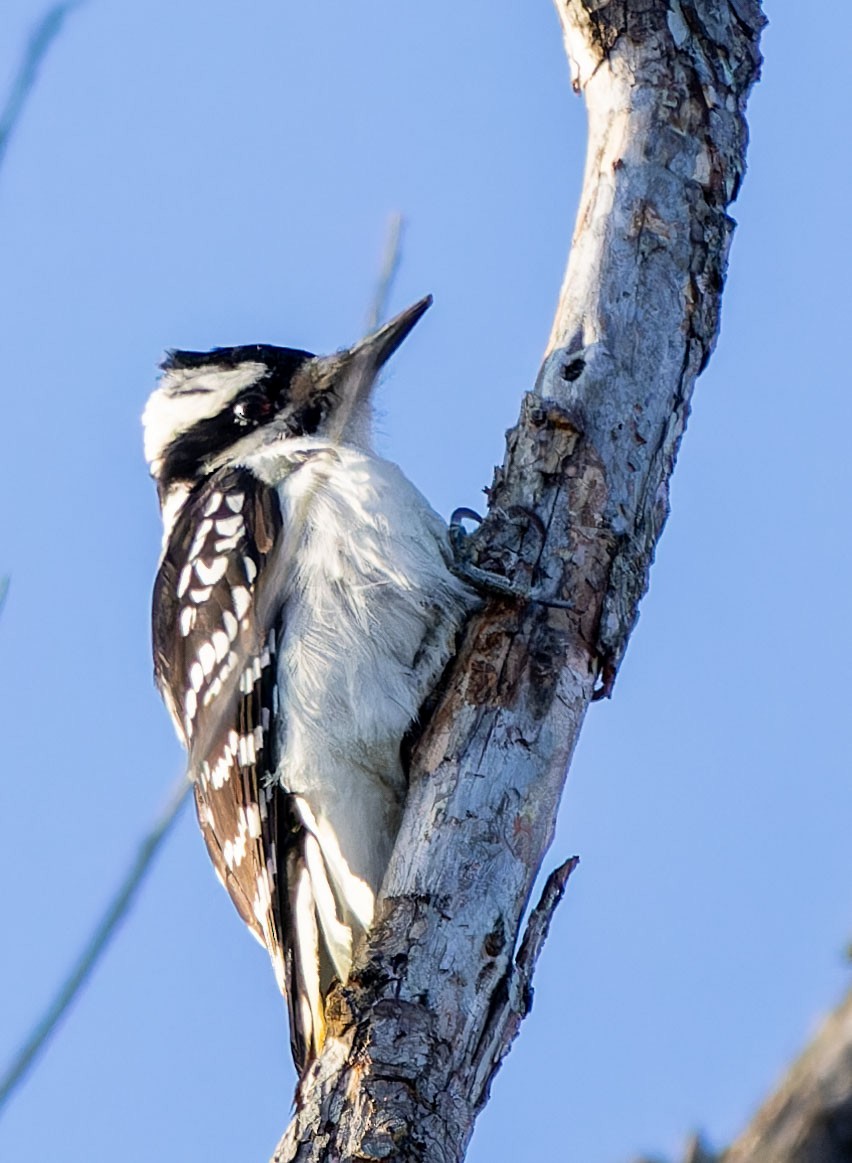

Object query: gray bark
[272,2,764,1159]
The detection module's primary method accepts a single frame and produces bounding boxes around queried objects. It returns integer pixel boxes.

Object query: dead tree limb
[0,2,83,174]
[720,987,852,1163]
[273,2,764,1159]
[637,987,852,1163]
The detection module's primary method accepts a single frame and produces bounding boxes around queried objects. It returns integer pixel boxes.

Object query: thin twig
[364,212,404,333]
[0,1,84,174]
[514,856,579,991]
[0,774,192,1114]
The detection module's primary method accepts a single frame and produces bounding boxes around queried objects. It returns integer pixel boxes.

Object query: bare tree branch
[272,1,764,1159]
[364,212,404,333]
[635,1132,718,1163]
[0,2,84,175]
[0,0,194,1119]
[636,988,852,1163]
[0,774,191,1114]
[720,987,852,1163]
[0,2,82,636]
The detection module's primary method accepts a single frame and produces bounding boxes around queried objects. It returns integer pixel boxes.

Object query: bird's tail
[272,793,375,1073]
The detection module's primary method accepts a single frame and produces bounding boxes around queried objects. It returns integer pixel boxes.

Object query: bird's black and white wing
[152,463,328,1068]
[144,300,470,1075]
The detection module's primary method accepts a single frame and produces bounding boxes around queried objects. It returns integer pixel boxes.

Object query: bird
[143,296,476,1072]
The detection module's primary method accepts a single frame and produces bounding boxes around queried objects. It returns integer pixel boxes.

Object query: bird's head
[143,295,432,496]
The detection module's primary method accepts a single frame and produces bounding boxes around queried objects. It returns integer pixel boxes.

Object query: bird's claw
[449,507,572,610]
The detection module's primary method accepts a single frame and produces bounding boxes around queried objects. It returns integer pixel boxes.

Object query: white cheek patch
[142,363,268,469]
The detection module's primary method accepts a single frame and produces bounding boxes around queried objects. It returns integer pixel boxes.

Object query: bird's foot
[449,508,572,610]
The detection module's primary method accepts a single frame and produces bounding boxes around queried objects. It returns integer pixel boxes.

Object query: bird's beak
[350,295,433,371]
[314,296,433,440]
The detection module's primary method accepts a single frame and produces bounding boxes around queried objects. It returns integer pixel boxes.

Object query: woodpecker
[144,297,475,1071]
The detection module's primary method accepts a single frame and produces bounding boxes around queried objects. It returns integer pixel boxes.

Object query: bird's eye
[233,390,273,427]
[297,403,323,435]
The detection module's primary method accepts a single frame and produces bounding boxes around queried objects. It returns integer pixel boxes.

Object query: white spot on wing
[233,836,246,866]
[246,803,261,838]
[198,641,216,675]
[212,630,230,661]
[189,662,204,692]
[195,557,228,585]
[216,515,243,537]
[188,519,212,560]
[177,564,192,598]
[243,556,258,583]
[237,733,256,765]
[214,535,241,553]
[226,493,245,513]
[232,586,251,620]
[179,606,195,636]
[203,491,223,517]
[253,870,273,923]
[211,753,232,788]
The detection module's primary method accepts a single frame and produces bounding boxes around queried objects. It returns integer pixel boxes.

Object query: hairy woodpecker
[144,297,475,1071]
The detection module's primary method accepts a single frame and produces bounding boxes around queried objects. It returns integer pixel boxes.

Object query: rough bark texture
[272,2,764,1160]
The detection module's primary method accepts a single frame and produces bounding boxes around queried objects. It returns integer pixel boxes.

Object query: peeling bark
[272,2,764,1160]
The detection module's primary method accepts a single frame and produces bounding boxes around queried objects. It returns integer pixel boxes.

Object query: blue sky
[0,1,849,1160]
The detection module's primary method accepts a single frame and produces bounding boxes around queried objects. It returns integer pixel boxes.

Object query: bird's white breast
[245,436,473,911]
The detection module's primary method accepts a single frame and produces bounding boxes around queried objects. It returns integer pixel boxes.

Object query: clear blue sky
[1,1,849,1160]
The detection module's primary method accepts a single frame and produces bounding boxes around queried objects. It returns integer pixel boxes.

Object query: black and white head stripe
[143,304,433,494]
[142,345,314,490]
[145,299,444,1074]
